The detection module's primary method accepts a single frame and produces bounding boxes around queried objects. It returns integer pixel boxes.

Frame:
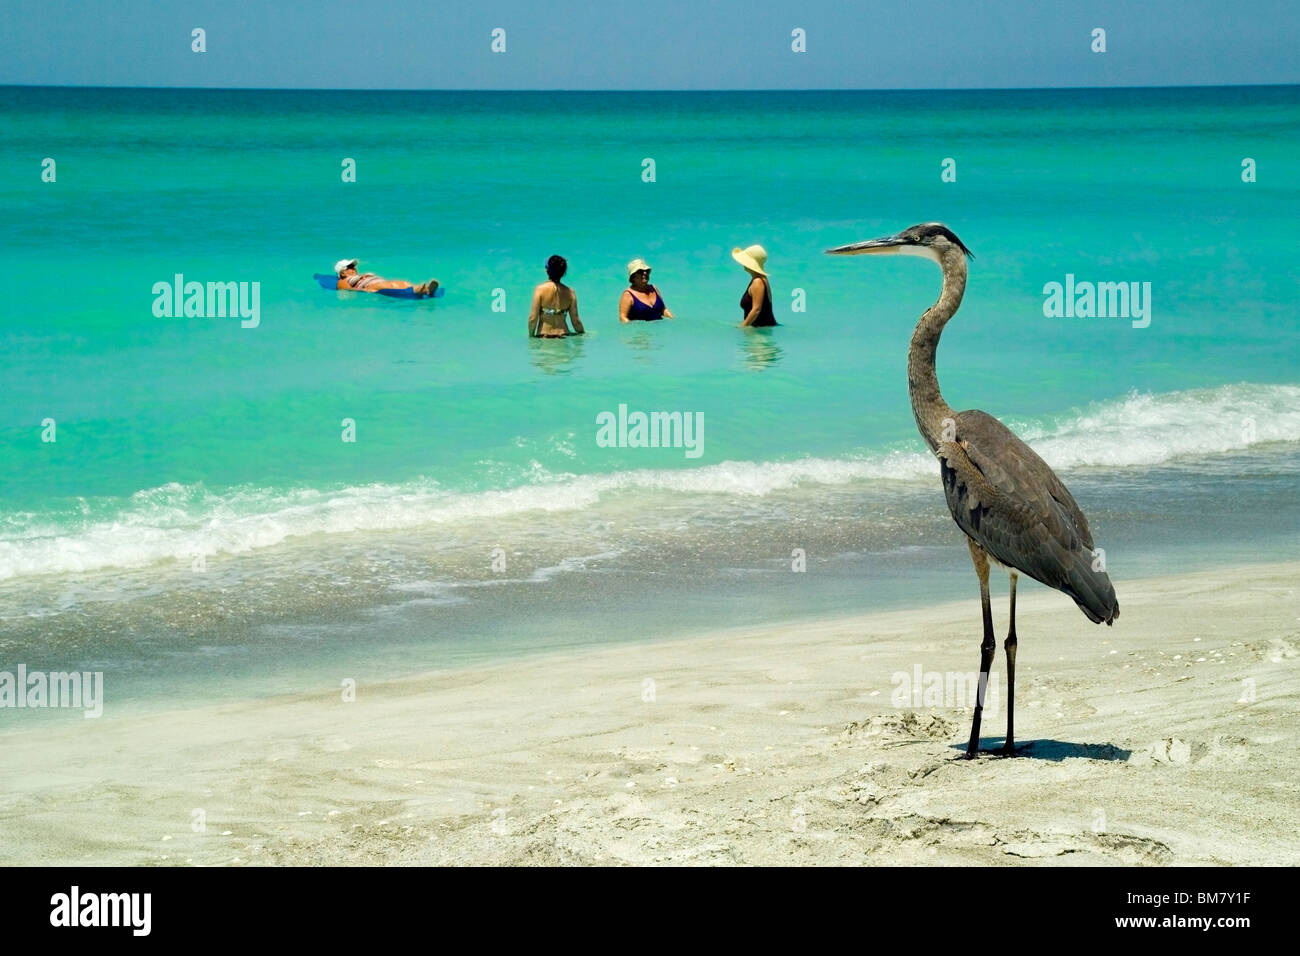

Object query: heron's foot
[958,743,1028,760]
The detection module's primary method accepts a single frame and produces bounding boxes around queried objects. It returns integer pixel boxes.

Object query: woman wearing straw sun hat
[733,244,778,327]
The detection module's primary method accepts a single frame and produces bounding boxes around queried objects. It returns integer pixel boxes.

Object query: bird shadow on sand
[948,739,1132,762]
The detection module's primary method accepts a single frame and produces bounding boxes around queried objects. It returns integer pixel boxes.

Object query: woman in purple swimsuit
[619,258,674,322]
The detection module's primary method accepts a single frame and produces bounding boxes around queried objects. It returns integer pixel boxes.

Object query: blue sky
[3,0,1296,89]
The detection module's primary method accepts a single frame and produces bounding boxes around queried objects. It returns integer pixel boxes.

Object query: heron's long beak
[824,235,908,256]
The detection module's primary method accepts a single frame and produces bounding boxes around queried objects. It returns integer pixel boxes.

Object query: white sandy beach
[1,560,1297,866]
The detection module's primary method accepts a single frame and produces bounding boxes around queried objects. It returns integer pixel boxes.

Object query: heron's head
[825,222,973,266]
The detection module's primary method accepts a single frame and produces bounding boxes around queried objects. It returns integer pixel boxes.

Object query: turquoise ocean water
[1,86,1298,714]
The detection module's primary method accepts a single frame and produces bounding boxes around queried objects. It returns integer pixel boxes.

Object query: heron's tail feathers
[1064,558,1120,626]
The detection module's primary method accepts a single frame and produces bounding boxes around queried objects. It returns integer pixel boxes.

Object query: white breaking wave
[1013,383,1300,469]
[1,383,1296,581]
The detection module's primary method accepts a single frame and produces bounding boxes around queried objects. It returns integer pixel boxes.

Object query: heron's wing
[938,409,1118,624]
[951,410,1093,548]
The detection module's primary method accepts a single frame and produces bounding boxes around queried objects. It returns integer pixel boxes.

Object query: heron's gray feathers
[938,410,1119,625]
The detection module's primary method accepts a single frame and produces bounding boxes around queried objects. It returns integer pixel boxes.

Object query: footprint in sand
[1133,737,1192,765]
[840,712,957,743]
[1245,636,1297,664]
[1002,831,1173,865]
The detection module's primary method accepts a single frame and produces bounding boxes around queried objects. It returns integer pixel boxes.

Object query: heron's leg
[1002,572,1019,755]
[965,540,996,758]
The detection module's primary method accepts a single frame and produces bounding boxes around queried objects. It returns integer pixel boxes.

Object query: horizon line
[4,82,1298,94]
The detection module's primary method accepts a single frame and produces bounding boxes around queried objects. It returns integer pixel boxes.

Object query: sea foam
[1,383,1296,581]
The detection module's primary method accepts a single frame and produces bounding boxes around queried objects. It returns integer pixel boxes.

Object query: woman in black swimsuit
[733,244,778,327]
[619,258,674,322]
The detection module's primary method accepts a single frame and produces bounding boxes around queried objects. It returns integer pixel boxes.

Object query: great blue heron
[827,222,1119,758]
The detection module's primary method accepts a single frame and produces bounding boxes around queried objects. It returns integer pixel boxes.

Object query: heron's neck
[908,252,965,451]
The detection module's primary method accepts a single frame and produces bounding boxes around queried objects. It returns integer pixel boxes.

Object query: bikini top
[540,283,572,315]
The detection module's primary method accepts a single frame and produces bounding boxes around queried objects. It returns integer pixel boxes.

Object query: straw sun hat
[731,244,768,277]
